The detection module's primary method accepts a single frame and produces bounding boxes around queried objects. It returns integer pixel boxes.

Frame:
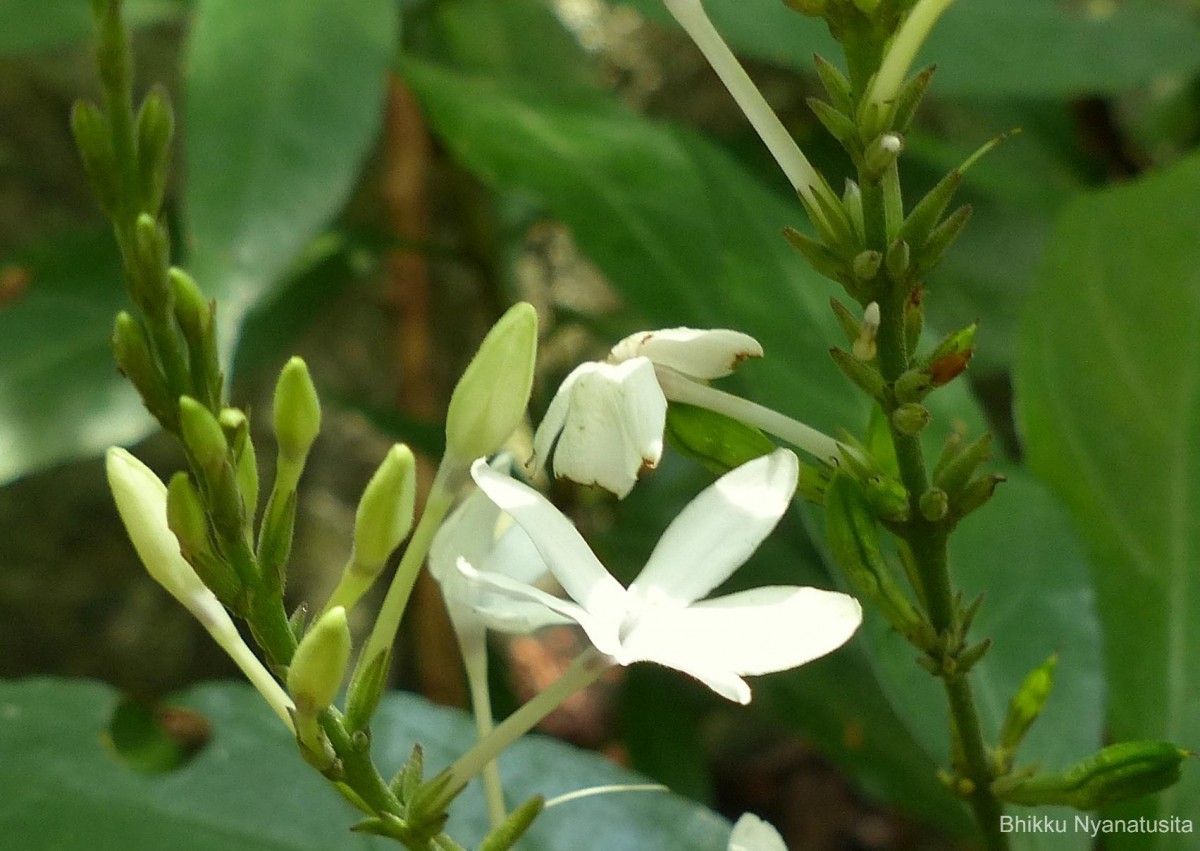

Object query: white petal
[106,447,211,608]
[455,559,617,653]
[623,586,862,680]
[610,328,762,379]
[531,364,585,472]
[545,360,665,499]
[630,449,798,606]
[729,813,787,851]
[612,630,752,704]
[429,488,499,584]
[471,459,628,622]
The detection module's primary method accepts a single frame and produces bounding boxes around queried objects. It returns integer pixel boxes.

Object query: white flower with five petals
[532,328,762,499]
[457,448,862,704]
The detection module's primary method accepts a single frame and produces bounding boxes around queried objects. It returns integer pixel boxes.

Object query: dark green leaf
[0,678,731,849]
[1017,152,1200,847]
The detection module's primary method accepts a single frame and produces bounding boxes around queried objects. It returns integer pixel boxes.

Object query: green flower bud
[166,472,210,560]
[886,238,911,283]
[179,396,228,476]
[131,213,170,315]
[997,654,1057,769]
[479,795,545,851]
[112,311,173,426]
[864,133,904,179]
[893,367,934,403]
[220,408,259,518]
[934,432,992,497]
[445,302,537,461]
[354,444,416,572]
[70,100,120,215]
[170,267,211,350]
[842,179,865,244]
[892,402,932,435]
[135,83,174,214]
[955,473,1005,519]
[288,605,352,717]
[273,357,321,466]
[994,741,1190,811]
[852,250,883,286]
[918,487,948,521]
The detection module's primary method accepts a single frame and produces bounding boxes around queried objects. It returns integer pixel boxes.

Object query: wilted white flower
[458,449,862,704]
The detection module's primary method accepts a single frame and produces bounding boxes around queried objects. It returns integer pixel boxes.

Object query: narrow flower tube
[661,0,837,220]
[865,0,957,122]
[106,447,295,729]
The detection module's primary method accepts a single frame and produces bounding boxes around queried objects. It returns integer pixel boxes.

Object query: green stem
[319,707,403,815]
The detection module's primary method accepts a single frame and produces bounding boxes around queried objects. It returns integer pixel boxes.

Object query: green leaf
[623,0,1200,98]
[183,0,397,353]
[0,678,731,850]
[0,231,149,485]
[401,57,1105,840]
[1017,153,1200,847]
[0,0,186,56]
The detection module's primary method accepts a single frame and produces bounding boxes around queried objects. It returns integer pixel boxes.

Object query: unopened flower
[106,448,295,729]
[728,813,786,851]
[459,449,862,704]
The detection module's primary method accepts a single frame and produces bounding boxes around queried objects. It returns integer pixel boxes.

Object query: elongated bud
[445,302,538,461]
[993,742,1190,810]
[852,301,880,361]
[170,267,211,350]
[288,606,351,717]
[886,238,911,282]
[812,54,852,114]
[166,472,210,560]
[955,473,1006,518]
[135,84,174,214]
[863,133,904,180]
[112,311,172,425]
[71,100,120,214]
[998,654,1057,767]
[830,347,886,401]
[479,796,545,851]
[842,179,865,244]
[273,357,321,467]
[892,402,931,435]
[220,408,259,518]
[131,214,171,314]
[918,487,948,521]
[180,396,228,476]
[354,444,417,572]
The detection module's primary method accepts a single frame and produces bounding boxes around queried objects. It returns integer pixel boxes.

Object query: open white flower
[728,813,786,851]
[532,327,763,499]
[458,449,862,704]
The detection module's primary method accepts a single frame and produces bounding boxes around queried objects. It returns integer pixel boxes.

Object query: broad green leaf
[0,678,731,850]
[1017,153,1200,847]
[622,0,1200,98]
[184,0,397,353]
[401,57,1105,840]
[0,0,186,55]
[0,231,149,485]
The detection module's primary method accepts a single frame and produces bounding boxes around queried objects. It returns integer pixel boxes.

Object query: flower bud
[354,444,416,572]
[892,402,931,435]
[864,133,904,179]
[955,473,1006,518]
[918,487,948,521]
[288,606,352,717]
[852,301,880,361]
[993,741,1190,810]
[852,251,883,286]
[933,432,992,497]
[170,267,211,350]
[924,322,976,387]
[179,396,228,476]
[997,654,1057,768]
[893,367,934,403]
[886,238,911,282]
[220,408,259,518]
[70,100,120,215]
[445,302,537,461]
[273,357,321,466]
[135,84,174,214]
[131,213,170,315]
[112,311,173,426]
[166,471,210,561]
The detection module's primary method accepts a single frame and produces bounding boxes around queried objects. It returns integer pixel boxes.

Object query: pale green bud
[166,471,209,560]
[220,408,259,518]
[179,396,228,476]
[892,402,931,435]
[354,444,416,572]
[273,357,321,466]
[288,606,351,717]
[864,132,904,178]
[918,487,948,521]
[135,84,174,214]
[445,302,538,461]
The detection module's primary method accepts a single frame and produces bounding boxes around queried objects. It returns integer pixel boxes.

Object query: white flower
[728,813,786,851]
[532,328,761,499]
[106,447,295,730]
[458,448,862,704]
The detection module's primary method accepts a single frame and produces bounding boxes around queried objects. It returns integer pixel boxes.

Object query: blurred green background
[2,1,1199,849]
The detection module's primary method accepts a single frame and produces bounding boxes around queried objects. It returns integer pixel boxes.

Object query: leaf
[1016,152,1200,847]
[0,678,731,850]
[183,0,398,354]
[0,231,149,485]
[0,0,186,56]
[622,0,1200,98]
[401,56,1106,841]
